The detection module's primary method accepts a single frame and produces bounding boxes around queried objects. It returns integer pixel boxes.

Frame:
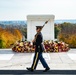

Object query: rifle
[33,19,50,43]
[41,19,50,29]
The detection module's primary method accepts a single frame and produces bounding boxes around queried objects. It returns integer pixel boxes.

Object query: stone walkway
[0,49,76,70]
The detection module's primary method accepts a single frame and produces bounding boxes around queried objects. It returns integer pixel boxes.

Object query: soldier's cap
[36,26,43,30]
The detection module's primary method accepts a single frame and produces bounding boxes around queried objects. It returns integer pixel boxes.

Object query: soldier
[26,26,50,72]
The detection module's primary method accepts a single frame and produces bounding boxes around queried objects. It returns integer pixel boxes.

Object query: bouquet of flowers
[12,40,69,53]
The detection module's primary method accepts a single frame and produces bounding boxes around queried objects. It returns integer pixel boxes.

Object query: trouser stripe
[32,52,38,69]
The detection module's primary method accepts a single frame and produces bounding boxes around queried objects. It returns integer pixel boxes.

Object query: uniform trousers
[31,52,49,70]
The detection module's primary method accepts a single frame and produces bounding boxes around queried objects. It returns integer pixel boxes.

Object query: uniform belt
[38,43,43,48]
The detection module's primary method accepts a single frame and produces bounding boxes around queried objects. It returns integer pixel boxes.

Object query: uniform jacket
[33,32,45,52]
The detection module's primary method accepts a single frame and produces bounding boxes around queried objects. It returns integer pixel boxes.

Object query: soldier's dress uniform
[27,26,50,72]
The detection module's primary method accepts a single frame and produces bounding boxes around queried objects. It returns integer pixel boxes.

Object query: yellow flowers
[12,40,69,53]
[19,42,24,46]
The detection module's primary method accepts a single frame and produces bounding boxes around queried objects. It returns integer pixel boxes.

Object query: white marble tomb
[27,15,55,41]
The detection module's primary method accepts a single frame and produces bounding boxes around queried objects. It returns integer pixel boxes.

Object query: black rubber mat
[0,70,76,74]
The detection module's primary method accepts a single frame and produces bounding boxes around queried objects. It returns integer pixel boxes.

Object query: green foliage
[20,28,27,38]
[54,25,61,38]
[0,39,6,48]
[57,22,76,48]
[0,27,22,48]
[0,39,3,48]
[59,22,76,34]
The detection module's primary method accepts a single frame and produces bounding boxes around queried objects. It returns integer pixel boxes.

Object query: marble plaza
[0,49,76,70]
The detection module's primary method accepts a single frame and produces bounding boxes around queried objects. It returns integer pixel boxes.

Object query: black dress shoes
[26,67,34,72]
[43,67,50,72]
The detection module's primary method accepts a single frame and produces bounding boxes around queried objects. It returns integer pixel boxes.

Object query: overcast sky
[0,0,76,20]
